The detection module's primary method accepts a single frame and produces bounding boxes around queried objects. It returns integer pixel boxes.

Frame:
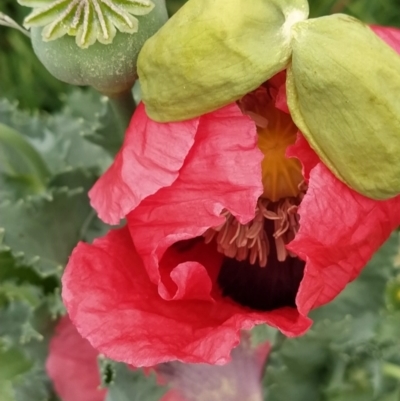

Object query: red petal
[127,103,264,296]
[286,133,320,181]
[156,239,223,302]
[287,162,400,314]
[160,391,186,401]
[89,103,200,224]
[46,316,106,401]
[268,71,290,114]
[371,25,400,53]
[62,228,311,367]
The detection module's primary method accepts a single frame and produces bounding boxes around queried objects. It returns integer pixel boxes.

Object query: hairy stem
[108,88,136,142]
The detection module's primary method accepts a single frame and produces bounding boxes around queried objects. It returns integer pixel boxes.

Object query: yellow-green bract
[138,0,309,122]
[287,14,400,200]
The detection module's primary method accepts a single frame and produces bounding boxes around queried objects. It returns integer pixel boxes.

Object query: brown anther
[202,183,308,267]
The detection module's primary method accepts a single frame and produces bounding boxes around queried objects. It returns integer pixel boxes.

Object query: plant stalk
[108,88,136,140]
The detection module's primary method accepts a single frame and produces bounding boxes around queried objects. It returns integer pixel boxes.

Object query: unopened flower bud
[138,0,309,122]
[19,0,168,95]
[287,14,400,200]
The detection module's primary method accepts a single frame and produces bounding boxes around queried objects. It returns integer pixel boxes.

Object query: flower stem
[271,331,287,353]
[108,88,136,140]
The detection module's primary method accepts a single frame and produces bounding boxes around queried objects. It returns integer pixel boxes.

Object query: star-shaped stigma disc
[18,0,155,48]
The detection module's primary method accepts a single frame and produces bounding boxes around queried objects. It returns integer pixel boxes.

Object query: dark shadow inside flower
[218,219,305,311]
[165,219,305,312]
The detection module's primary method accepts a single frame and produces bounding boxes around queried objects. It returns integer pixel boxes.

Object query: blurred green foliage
[308,0,400,24]
[0,0,69,111]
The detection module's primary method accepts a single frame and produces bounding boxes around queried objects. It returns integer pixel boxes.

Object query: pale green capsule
[287,14,400,200]
[138,0,309,122]
[29,0,168,95]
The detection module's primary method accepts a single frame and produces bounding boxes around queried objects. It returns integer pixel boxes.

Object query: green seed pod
[138,0,309,122]
[20,0,168,95]
[287,14,400,200]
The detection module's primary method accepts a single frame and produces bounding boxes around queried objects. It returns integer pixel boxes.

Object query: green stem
[79,209,97,240]
[271,331,287,353]
[261,331,287,374]
[108,88,136,140]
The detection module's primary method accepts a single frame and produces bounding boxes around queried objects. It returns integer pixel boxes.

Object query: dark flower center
[206,83,306,311]
[217,219,305,311]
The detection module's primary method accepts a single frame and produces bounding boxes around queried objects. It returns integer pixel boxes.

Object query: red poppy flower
[62,26,400,367]
[46,316,107,401]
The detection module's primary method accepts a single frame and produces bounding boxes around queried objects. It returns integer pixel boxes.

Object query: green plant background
[0,0,400,400]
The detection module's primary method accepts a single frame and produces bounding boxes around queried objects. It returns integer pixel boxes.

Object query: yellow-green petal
[287,14,400,200]
[138,0,309,122]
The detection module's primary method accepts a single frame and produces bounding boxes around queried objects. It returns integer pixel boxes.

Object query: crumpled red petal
[89,103,200,225]
[161,391,186,401]
[46,316,106,401]
[127,103,264,295]
[62,227,311,367]
[287,135,400,314]
[286,133,320,181]
[63,24,400,368]
[371,25,400,53]
[268,71,289,113]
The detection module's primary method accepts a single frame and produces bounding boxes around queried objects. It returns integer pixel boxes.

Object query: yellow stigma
[257,101,302,202]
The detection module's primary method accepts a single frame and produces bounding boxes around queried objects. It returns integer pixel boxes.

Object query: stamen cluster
[204,182,307,267]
